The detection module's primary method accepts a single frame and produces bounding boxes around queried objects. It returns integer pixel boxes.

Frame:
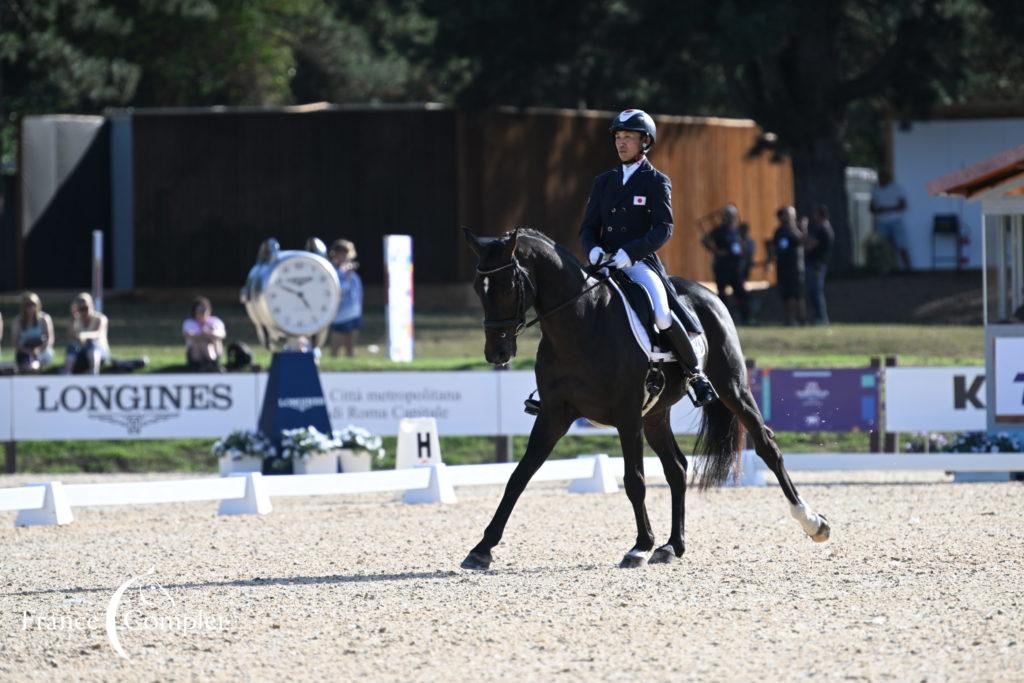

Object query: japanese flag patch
[633,195,646,206]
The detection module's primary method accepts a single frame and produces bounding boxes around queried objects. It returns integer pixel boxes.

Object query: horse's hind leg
[642,410,687,563]
[719,383,831,543]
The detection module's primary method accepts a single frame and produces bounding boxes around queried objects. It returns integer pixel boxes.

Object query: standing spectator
[328,239,363,358]
[739,222,756,283]
[11,292,55,373]
[769,206,807,325]
[65,292,109,374]
[183,296,227,372]
[701,204,749,323]
[805,205,835,324]
[871,169,911,270]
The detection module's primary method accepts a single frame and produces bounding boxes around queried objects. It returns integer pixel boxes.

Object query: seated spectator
[328,239,363,358]
[64,292,109,375]
[12,292,55,373]
[183,296,227,372]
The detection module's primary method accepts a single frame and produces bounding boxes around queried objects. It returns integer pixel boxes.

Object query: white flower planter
[292,452,338,475]
[337,448,372,473]
[218,455,263,477]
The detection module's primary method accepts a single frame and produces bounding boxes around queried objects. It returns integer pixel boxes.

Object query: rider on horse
[580,109,719,407]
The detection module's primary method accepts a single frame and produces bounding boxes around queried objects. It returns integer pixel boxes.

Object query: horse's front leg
[619,419,655,568]
[461,408,576,570]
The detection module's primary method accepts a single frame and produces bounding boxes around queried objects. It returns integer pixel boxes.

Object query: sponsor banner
[885,366,985,432]
[316,372,499,436]
[752,368,879,432]
[0,378,11,440]
[11,375,260,441]
[992,338,1024,425]
[496,370,702,436]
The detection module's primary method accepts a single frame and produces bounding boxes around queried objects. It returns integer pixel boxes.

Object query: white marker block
[218,472,272,516]
[568,454,618,494]
[16,482,74,527]
[396,417,442,469]
[732,449,766,487]
[403,462,457,504]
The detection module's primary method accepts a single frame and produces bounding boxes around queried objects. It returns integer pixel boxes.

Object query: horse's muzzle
[484,340,516,366]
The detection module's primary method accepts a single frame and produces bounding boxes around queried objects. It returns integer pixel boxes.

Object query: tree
[677,0,966,269]
[0,0,140,171]
[427,0,971,269]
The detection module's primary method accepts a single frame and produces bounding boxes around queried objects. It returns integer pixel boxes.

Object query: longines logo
[277,396,326,413]
[36,383,234,435]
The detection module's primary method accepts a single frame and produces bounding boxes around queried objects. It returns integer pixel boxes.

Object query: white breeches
[623,262,671,330]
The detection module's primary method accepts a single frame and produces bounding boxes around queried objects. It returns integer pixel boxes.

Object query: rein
[477,257,612,337]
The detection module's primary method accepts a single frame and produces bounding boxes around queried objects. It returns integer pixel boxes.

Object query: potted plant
[334,425,385,473]
[213,430,274,476]
[280,426,341,475]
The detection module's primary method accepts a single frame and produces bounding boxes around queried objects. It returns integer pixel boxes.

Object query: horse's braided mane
[504,227,582,268]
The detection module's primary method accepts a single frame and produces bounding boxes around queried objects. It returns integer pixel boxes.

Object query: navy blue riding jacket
[578,157,703,335]
[579,157,673,268]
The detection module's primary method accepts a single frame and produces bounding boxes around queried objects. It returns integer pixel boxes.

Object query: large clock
[242,238,342,349]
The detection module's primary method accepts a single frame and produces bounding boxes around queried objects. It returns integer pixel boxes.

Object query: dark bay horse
[462,227,830,570]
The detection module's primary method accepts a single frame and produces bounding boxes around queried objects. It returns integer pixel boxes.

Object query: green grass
[11,431,874,474]
[0,300,980,473]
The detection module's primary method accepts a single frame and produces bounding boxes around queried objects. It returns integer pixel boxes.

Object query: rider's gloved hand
[611,249,632,270]
[588,247,604,265]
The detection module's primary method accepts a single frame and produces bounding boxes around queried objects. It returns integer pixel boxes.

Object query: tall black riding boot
[663,314,719,407]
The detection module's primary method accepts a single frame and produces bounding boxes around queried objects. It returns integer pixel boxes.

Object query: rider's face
[614,131,643,162]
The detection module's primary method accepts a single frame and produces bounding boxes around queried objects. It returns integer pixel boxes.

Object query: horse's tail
[691,398,744,490]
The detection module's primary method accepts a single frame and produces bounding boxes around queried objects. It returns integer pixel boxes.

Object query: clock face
[262,254,341,336]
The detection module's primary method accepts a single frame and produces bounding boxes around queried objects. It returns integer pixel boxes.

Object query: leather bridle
[475,256,612,339]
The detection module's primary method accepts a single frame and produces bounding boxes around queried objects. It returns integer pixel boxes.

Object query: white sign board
[384,234,414,362]
[496,369,701,436]
[11,375,260,441]
[396,417,443,468]
[317,372,499,436]
[993,338,1024,425]
[885,366,985,432]
[0,378,11,440]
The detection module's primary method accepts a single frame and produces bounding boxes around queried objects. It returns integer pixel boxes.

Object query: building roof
[928,144,1024,198]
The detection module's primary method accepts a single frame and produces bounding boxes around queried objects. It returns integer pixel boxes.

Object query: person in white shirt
[183,296,227,372]
[870,169,911,269]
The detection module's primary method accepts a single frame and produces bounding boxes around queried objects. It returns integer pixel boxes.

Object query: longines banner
[8,375,260,441]
[7,365,975,442]
[884,366,985,432]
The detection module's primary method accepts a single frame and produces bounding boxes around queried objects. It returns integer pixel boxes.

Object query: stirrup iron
[524,390,541,416]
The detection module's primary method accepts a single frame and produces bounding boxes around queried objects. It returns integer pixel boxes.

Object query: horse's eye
[500,332,507,338]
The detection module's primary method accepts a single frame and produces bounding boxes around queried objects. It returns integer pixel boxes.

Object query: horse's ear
[503,227,520,258]
[462,227,483,257]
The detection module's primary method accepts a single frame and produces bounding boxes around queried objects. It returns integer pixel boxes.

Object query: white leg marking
[790,498,824,537]
[625,548,651,559]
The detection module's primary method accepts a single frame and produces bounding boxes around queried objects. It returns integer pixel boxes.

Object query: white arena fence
[3,451,1024,528]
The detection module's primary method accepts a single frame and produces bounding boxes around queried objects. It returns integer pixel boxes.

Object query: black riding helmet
[610,109,656,151]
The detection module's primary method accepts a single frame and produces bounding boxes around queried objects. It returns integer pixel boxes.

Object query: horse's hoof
[618,550,649,569]
[461,550,492,570]
[811,516,831,543]
[649,546,679,564]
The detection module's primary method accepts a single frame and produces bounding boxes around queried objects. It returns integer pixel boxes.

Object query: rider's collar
[622,156,645,183]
